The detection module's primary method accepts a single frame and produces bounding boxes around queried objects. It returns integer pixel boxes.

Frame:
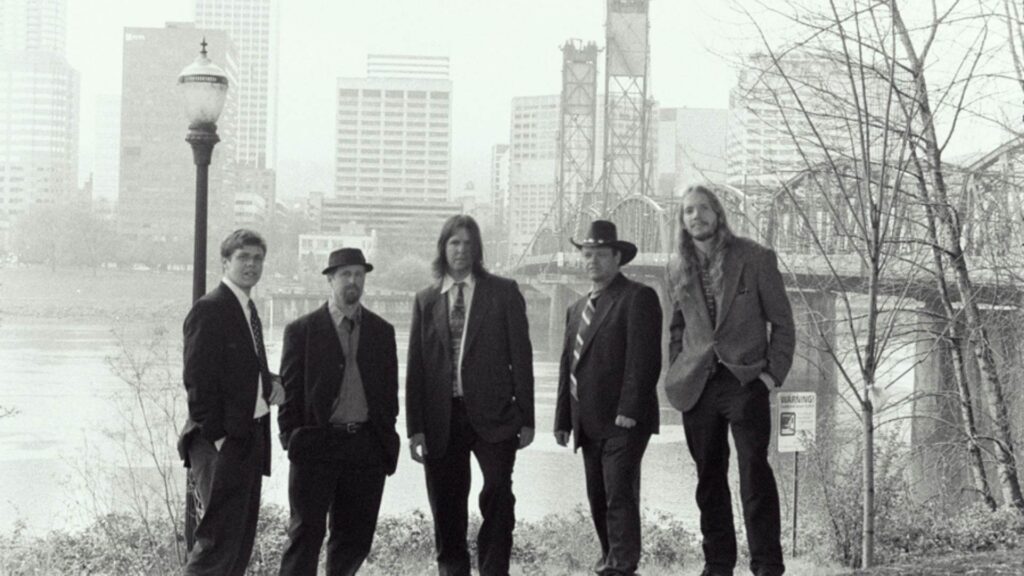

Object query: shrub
[790,422,1024,567]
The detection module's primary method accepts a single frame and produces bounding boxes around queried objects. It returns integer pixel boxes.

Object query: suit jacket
[277,303,401,475]
[405,272,535,458]
[178,282,272,475]
[554,273,662,449]
[665,236,796,413]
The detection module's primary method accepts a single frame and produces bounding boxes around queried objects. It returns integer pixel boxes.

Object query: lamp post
[177,38,228,552]
[179,38,228,302]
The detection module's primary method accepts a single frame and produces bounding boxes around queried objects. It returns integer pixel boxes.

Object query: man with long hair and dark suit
[666,184,795,576]
[277,248,400,575]
[406,214,535,576]
[179,229,285,576]
[553,220,663,576]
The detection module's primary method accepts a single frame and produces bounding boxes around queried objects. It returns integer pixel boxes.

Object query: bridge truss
[601,0,653,210]
[556,40,600,248]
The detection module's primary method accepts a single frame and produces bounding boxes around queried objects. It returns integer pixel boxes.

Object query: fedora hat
[570,220,638,265]
[322,247,374,275]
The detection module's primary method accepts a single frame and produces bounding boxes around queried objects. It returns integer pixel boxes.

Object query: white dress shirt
[223,277,270,419]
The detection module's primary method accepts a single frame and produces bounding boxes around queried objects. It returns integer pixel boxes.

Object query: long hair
[675,185,734,296]
[432,214,488,279]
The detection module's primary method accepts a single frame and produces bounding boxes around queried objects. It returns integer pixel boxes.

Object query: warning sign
[777,392,817,453]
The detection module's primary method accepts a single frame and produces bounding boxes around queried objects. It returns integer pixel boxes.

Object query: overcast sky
[66,0,755,202]
[65,1,1018,204]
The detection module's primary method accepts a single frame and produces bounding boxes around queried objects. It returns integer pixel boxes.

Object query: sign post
[777,391,817,557]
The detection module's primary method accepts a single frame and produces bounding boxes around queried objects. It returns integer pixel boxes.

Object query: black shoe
[700,567,733,576]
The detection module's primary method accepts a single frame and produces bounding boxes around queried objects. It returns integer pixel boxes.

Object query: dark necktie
[450,282,465,396]
[340,316,356,357]
[248,300,272,401]
[570,293,598,400]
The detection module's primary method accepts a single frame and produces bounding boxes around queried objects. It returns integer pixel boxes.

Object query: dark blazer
[179,282,271,475]
[554,273,662,448]
[405,272,535,458]
[277,303,401,475]
[665,237,796,413]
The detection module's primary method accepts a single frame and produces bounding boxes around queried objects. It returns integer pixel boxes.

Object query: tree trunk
[893,1,1024,514]
[862,396,875,568]
[911,159,997,509]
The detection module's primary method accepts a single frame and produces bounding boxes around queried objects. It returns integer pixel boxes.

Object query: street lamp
[177,38,228,552]
[178,38,228,303]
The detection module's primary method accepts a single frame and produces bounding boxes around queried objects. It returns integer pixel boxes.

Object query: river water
[0,273,697,536]
[0,267,918,538]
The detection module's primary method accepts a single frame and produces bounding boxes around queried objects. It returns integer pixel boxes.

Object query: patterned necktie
[700,261,717,327]
[570,293,598,400]
[248,300,272,400]
[449,282,466,396]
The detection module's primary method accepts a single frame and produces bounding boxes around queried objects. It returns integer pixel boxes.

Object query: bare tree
[735,5,927,566]
[724,0,1024,563]
[888,0,1024,514]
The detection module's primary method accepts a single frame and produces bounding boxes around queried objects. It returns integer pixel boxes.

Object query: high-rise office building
[0,0,79,250]
[507,95,560,260]
[656,107,729,194]
[195,0,277,227]
[92,94,120,202]
[194,0,276,169]
[332,54,457,242]
[119,24,238,259]
[727,52,902,188]
[0,0,67,53]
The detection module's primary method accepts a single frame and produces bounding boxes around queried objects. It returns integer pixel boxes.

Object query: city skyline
[67,0,747,205]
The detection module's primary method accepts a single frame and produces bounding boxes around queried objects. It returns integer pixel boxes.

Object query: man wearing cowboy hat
[554,220,663,576]
[277,247,401,576]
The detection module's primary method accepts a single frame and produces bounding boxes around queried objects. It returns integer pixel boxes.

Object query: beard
[342,287,362,305]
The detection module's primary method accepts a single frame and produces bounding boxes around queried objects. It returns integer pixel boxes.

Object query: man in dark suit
[665,184,795,576]
[179,229,285,576]
[554,220,663,576]
[406,214,535,576]
[277,248,400,576]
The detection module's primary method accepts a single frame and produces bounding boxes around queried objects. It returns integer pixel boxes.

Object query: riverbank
[0,265,190,320]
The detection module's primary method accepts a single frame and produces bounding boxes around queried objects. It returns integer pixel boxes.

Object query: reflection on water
[0,316,699,536]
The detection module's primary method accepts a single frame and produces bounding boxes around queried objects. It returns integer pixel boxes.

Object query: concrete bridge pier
[782,289,838,450]
[534,282,587,353]
[911,303,1024,505]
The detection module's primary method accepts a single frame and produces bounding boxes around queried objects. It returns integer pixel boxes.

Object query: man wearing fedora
[406,214,535,576]
[277,248,401,576]
[554,220,663,576]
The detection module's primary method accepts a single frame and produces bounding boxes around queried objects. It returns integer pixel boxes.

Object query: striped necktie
[449,282,465,396]
[248,300,272,401]
[570,293,598,400]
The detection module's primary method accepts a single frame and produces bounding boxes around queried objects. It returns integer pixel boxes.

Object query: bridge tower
[600,0,652,212]
[556,40,600,249]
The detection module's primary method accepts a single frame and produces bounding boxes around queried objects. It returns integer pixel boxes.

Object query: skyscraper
[92,94,120,202]
[726,52,901,188]
[195,0,278,227]
[194,0,276,169]
[507,95,560,260]
[118,24,238,262]
[656,107,729,194]
[0,0,67,53]
[332,54,457,242]
[0,0,79,250]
